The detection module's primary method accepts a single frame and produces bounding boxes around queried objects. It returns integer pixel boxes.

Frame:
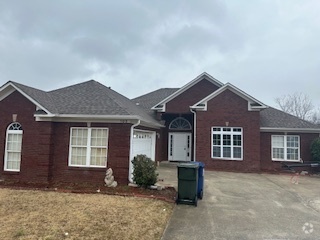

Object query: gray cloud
[0,0,319,107]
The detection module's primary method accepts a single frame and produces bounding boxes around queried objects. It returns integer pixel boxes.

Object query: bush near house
[132,155,158,188]
[310,137,320,161]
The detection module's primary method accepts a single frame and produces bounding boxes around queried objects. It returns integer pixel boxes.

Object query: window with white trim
[4,122,23,171]
[272,135,300,161]
[212,127,242,160]
[69,128,108,167]
[169,117,192,130]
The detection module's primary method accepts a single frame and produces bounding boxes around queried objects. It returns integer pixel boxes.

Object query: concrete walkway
[156,161,179,190]
[157,164,320,240]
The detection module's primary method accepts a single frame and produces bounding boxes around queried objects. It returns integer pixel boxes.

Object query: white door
[168,133,191,161]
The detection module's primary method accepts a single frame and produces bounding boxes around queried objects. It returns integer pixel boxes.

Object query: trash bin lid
[193,161,205,167]
[178,163,199,168]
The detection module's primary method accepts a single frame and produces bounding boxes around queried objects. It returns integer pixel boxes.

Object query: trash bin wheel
[199,190,203,199]
[194,195,198,207]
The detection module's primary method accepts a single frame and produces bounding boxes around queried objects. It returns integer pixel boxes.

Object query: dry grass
[0,188,174,240]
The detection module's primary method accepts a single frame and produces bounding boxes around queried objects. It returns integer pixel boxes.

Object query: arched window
[169,117,192,130]
[4,122,23,171]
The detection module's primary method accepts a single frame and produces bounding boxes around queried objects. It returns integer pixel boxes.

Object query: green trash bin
[176,163,199,206]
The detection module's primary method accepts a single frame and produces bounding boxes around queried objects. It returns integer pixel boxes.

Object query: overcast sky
[0,0,319,108]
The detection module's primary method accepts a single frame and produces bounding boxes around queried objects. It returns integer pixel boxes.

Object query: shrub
[310,138,320,162]
[132,154,158,188]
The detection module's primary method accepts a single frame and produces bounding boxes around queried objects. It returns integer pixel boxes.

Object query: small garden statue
[104,168,117,187]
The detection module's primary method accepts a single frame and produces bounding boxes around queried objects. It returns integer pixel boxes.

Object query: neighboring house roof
[191,83,267,111]
[260,107,320,132]
[151,72,223,111]
[132,88,179,113]
[0,80,163,128]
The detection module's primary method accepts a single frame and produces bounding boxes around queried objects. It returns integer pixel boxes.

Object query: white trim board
[260,127,320,133]
[191,83,267,111]
[151,72,223,111]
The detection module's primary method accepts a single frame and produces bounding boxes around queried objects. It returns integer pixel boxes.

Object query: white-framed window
[69,127,108,167]
[169,117,192,130]
[212,127,243,160]
[272,135,300,161]
[4,122,23,171]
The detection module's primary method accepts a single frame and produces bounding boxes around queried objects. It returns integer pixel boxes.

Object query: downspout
[190,109,197,161]
[128,119,141,182]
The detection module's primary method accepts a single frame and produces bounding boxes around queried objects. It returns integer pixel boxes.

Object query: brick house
[0,80,162,184]
[133,72,320,172]
[1,72,319,185]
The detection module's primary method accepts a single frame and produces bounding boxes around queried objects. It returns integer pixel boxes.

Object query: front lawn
[0,188,174,240]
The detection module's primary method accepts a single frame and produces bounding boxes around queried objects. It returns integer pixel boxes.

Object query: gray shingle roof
[260,107,319,129]
[7,80,320,130]
[49,80,130,115]
[10,81,58,113]
[9,80,162,127]
[132,88,179,113]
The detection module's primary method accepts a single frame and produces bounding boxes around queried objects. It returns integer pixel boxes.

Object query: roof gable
[191,83,267,111]
[151,72,223,112]
[0,81,54,114]
[0,80,163,128]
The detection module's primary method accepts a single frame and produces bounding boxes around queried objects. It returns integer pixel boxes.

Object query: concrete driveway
[158,165,320,240]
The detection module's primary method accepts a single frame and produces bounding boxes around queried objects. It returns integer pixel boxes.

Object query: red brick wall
[0,91,53,183]
[166,79,219,113]
[260,132,319,172]
[195,90,261,172]
[51,122,131,185]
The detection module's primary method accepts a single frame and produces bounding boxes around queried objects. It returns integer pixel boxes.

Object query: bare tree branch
[275,92,318,122]
[310,107,320,124]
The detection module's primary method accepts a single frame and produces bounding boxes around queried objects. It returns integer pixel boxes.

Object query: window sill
[68,166,106,171]
[212,158,243,161]
[3,170,20,175]
[272,159,300,162]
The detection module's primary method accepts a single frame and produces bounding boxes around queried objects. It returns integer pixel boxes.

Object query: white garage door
[132,130,155,160]
[129,130,156,182]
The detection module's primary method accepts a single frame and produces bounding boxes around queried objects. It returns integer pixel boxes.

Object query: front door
[168,133,191,161]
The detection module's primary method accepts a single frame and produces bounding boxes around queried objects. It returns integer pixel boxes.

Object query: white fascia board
[139,120,164,129]
[189,104,207,111]
[224,83,267,108]
[248,103,268,111]
[34,114,164,128]
[151,104,166,112]
[251,106,268,109]
[260,127,320,133]
[0,82,52,114]
[0,86,15,101]
[151,72,223,111]
[191,83,267,111]
[35,114,141,122]
[191,84,227,109]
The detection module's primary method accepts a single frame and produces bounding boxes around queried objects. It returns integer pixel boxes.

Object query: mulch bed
[0,180,177,203]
